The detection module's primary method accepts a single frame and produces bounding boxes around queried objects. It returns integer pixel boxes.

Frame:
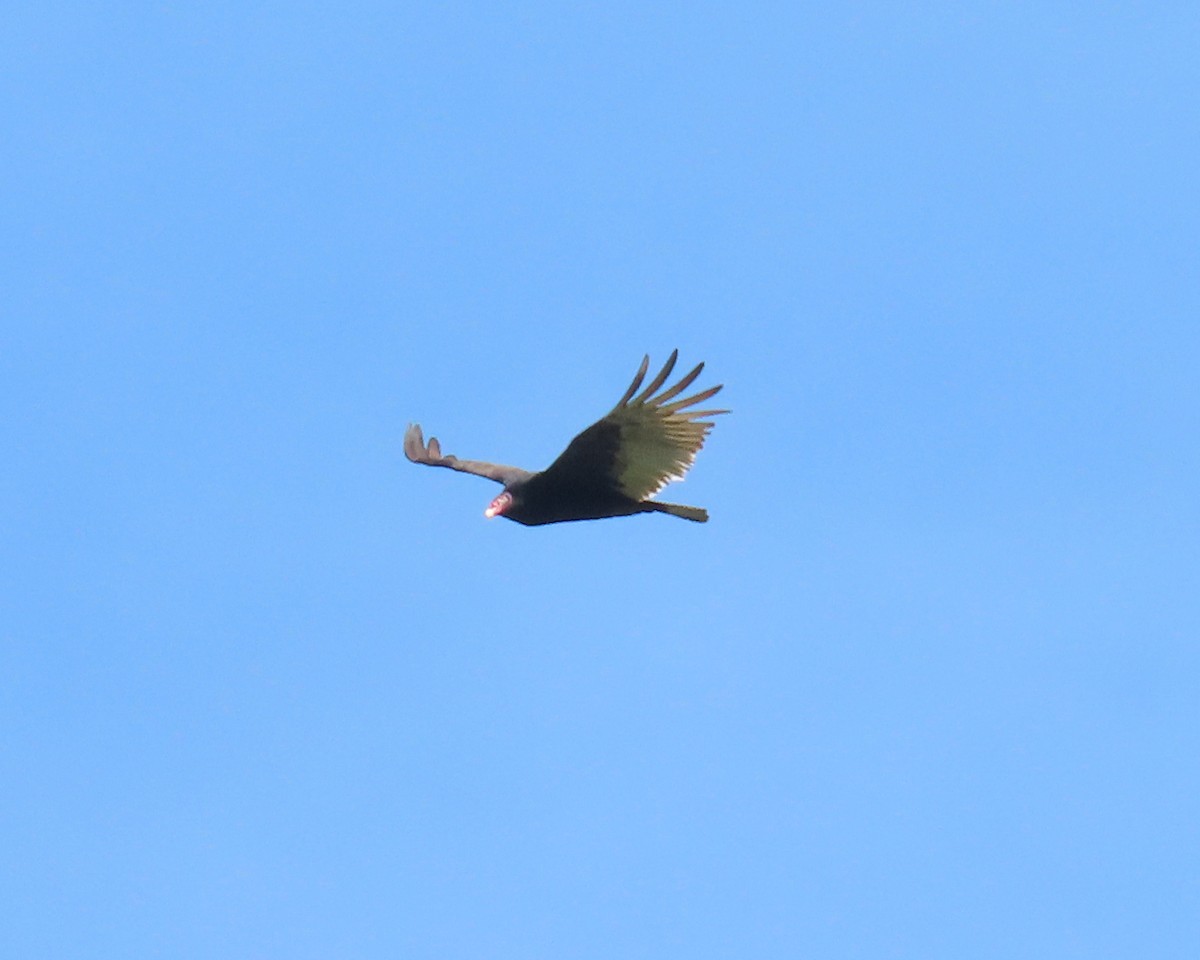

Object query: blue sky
[4,3,1199,957]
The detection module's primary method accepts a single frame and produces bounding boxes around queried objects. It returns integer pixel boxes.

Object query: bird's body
[503,475,653,526]
[404,351,726,525]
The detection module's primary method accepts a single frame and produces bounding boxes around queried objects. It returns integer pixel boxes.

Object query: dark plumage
[404,350,727,525]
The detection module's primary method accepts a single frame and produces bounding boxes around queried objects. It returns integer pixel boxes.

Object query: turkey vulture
[404,350,727,525]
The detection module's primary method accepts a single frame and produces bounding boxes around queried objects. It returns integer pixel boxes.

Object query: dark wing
[404,423,533,487]
[541,350,728,499]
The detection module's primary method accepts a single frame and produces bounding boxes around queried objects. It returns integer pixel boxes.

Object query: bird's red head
[484,491,512,519]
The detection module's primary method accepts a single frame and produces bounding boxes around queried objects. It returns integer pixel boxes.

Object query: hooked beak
[485,491,512,519]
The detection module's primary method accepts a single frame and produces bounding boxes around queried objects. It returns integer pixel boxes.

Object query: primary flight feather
[404,350,727,526]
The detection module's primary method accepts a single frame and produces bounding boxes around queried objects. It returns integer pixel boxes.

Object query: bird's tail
[646,501,709,523]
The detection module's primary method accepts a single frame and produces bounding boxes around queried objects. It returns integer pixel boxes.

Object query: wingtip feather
[632,349,679,404]
[616,354,651,407]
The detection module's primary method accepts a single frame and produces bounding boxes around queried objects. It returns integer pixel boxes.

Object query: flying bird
[404,350,727,525]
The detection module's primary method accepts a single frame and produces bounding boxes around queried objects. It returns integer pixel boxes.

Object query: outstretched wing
[404,423,533,487]
[542,350,728,500]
